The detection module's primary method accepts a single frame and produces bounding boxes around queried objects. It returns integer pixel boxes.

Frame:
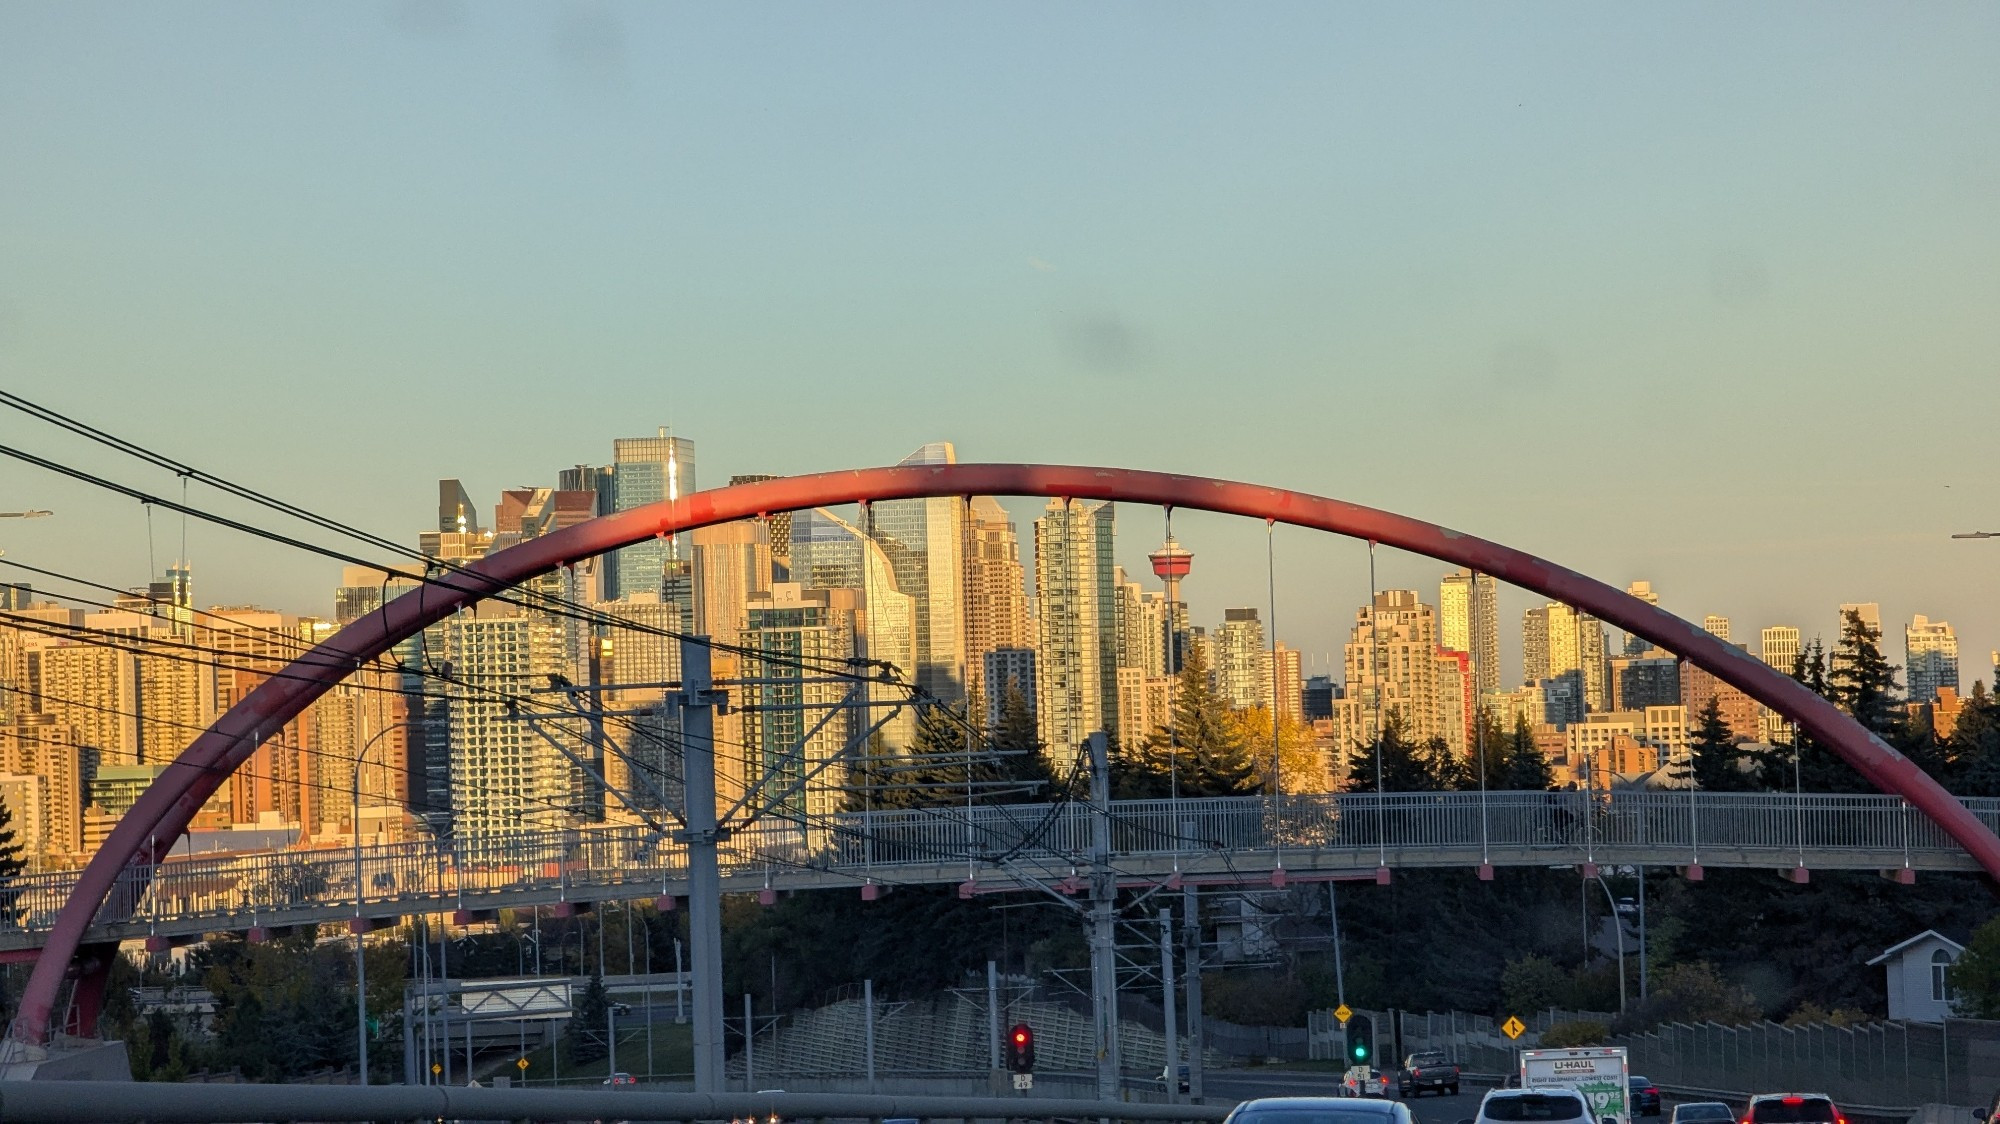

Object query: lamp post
[1593,874,1628,1013]
[354,720,418,1086]
[0,510,53,519]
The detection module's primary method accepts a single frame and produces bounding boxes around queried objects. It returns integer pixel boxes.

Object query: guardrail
[3,790,1989,948]
[0,1080,1237,1123]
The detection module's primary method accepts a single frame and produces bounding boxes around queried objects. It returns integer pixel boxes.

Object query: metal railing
[3,790,1992,948]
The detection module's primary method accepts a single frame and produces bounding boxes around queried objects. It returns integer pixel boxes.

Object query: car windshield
[1679,1108,1734,1121]
[1485,1095,1587,1121]
[1753,1101,1836,1123]
[1239,1112,1391,1124]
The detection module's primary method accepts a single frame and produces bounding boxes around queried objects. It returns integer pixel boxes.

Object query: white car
[1342,1067,1392,1098]
[1465,1089,1594,1124]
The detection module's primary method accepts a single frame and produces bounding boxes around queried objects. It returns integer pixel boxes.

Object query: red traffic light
[1007,1023,1036,1073]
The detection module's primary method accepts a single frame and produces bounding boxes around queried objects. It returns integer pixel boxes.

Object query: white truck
[1519,1047,1631,1124]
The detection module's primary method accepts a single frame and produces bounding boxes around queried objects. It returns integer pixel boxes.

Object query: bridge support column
[677,637,728,1094]
[1086,731,1122,1104]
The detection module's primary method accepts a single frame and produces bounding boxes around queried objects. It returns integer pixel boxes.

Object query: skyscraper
[790,508,917,747]
[1906,615,1960,704]
[607,430,696,601]
[1439,570,1499,699]
[962,496,1031,703]
[690,520,773,650]
[1033,499,1118,753]
[866,443,968,703]
[1214,608,1270,711]
[1702,616,1731,642]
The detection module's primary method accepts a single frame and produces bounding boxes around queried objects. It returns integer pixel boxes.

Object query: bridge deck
[2,790,1986,953]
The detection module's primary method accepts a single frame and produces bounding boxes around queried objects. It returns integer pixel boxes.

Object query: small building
[1867,930,1965,1022]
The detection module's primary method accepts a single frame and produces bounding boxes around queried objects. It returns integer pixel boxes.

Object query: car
[1343,1067,1392,1098]
[1224,1094,1415,1124]
[1630,1076,1661,1116]
[1160,1064,1192,1094]
[1672,1104,1735,1124]
[602,1072,637,1087]
[1398,1051,1461,1098]
[1616,897,1639,918]
[1460,1089,1591,1124]
[1743,1095,1846,1124]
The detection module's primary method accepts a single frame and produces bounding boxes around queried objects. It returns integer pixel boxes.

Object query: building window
[1933,949,1954,1003]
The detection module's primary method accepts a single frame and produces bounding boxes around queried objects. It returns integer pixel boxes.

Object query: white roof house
[1867,930,1965,1023]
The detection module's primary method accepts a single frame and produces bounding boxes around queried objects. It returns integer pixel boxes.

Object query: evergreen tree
[1343,714,1449,792]
[1499,715,1555,791]
[566,974,612,1064]
[1758,636,1874,792]
[1950,687,2000,796]
[1113,643,1257,798]
[991,679,1060,801]
[1829,609,1903,736]
[0,793,25,879]
[1459,707,1511,791]
[1685,697,1757,791]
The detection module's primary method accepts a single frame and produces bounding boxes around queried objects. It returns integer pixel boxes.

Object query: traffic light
[1346,1017,1374,1066]
[1007,1023,1036,1073]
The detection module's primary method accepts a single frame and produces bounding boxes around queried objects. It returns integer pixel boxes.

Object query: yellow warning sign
[1502,1016,1526,1040]
[517,1058,530,1071]
[431,1062,443,1075]
[1334,1004,1353,1025]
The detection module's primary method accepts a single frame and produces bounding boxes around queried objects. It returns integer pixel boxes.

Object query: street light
[354,720,418,1087]
[0,510,52,519]
[1593,874,1628,1014]
[1952,531,1999,539]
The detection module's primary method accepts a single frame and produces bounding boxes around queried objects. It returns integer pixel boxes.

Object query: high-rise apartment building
[1435,647,1471,756]
[1760,626,1801,675]
[962,497,1030,703]
[441,604,583,842]
[1273,643,1303,723]
[866,443,968,703]
[1906,615,1960,704]
[1523,603,1608,711]
[1439,570,1499,699]
[1033,499,1118,754]
[739,584,859,825]
[1702,616,1730,642]
[1681,653,1762,742]
[1343,590,1442,745]
[983,648,1037,729]
[1214,608,1271,711]
[607,430,695,601]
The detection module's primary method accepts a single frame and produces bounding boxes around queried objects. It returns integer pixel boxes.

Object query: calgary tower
[1149,534,1192,671]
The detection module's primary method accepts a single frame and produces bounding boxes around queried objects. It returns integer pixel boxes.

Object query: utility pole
[1160,907,1178,1104]
[1182,882,1204,1101]
[1086,731,1121,1102]
[676,637,727,1092]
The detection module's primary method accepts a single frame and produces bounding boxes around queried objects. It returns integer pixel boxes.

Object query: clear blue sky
[4,2,1997,687]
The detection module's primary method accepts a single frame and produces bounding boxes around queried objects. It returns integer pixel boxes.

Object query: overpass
[3,788,1987,953]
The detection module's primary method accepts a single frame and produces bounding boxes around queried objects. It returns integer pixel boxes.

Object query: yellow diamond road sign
[1502,1016,1526,1040]
[1335,1004,1353,1025]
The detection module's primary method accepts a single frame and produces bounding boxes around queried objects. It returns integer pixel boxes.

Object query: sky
[3,2,1998,691]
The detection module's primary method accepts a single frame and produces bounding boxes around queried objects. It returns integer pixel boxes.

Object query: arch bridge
[12,463,1996,1049]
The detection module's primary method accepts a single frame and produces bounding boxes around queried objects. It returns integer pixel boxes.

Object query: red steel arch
[14,463,1996,1044]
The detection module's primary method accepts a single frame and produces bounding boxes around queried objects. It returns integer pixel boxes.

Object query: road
[1196,1071,1487,1123]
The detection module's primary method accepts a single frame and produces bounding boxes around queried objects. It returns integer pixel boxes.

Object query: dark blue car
[1630,1076,1662,1117]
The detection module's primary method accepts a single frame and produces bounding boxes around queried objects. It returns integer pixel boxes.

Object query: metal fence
[5,790,1994,947]
[1620,1018,2000,1109]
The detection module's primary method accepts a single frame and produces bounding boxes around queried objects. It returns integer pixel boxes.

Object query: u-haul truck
[1519,1047,1630,1124]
